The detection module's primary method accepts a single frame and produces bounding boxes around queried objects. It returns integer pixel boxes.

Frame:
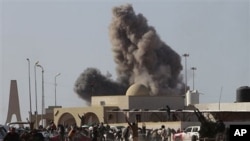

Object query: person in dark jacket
[29,129,44,141]
[3,127,21,141]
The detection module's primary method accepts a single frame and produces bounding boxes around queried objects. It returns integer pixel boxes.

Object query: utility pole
[191,67,197,90]
[183,53,189,93]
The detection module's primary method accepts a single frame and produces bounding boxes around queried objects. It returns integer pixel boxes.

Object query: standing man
[125,112,138,141]
[78,113,85,126]
[166,105,171,121]
[160,125,167,141]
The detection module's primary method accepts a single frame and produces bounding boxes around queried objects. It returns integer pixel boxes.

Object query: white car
[110,125,125,132]
[173,126,200,141]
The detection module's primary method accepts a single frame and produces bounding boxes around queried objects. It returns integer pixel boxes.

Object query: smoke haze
[74,4,185,103]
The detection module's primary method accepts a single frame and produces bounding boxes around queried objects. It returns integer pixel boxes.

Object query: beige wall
[91,95,185,110]
[49,96,250,129]
[194,103,250,122]
[91,96,129,109]
[53,95,186,126]
[195,102,250,111]
[109,121,200,131]
[54,106,105,126]
[128,96,184,110]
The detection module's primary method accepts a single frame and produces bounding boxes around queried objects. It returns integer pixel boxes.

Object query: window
[193,127,198,132]
[185,127,192,132]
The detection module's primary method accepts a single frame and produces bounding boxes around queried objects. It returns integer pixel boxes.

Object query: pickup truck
[173,126,200,141]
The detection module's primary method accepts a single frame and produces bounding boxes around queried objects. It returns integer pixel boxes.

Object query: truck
[173,108,228,141]
[173,126,200,141]
[193,108,227,141]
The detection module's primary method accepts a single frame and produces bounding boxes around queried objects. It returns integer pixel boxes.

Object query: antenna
[218,86,223,110]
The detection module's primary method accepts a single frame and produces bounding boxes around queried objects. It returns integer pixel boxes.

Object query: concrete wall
[109,121,200,131]
[91,96,129,109]
[91,95,185,110]
[195,102,250,111]
[53,95,186,126]
[54,106,105,126]
[193,103,250,122]
[129,96,184,110]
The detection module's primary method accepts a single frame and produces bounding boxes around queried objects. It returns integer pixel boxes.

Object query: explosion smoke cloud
[74,68,127,104]
[74,4,185,104]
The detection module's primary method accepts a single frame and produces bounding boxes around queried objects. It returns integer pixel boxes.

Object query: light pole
[183,53,189,93]
[191,67,197,90]
[34,61,39,128]
[36,64,44,128]
[26,58,32,121]
[54,73,61,106]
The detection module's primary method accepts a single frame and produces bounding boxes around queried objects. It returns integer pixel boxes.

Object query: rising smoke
[74,4,185,104]
[74,68,127,104]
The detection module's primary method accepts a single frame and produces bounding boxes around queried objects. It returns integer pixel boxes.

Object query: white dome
[126,83,150,96]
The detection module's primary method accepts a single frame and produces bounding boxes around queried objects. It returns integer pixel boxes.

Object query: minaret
[5,80,22,124]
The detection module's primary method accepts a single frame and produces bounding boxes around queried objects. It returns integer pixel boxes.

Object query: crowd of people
[2,122,176,141]
[1,113,176,141]
[3,126,46,141]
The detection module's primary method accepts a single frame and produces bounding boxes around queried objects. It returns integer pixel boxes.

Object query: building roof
[126,83,150,96]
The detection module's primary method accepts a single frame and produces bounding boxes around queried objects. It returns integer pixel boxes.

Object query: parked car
[173,126,200,141]
[110,125,125,132]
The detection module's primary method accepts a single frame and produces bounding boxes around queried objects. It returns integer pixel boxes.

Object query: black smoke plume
[74,4,185,104]
[74,68,127,104]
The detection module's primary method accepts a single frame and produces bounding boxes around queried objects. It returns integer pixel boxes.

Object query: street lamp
[191,67,197,90]
[36,64,44,128]
[34,61,39,128]
[26,58,32,121]
[54,73,61,106]
[183,53,189,93]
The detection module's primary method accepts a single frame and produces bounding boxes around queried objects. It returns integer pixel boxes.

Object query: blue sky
[0,0,249,123]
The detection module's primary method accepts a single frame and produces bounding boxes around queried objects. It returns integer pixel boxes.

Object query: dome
[126,83,150,96]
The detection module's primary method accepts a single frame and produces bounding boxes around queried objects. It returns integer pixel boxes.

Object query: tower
[5,80,22,124]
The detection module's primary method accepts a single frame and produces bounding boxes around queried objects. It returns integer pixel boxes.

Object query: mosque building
[49,85,250,129]
[51,83,198,129]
